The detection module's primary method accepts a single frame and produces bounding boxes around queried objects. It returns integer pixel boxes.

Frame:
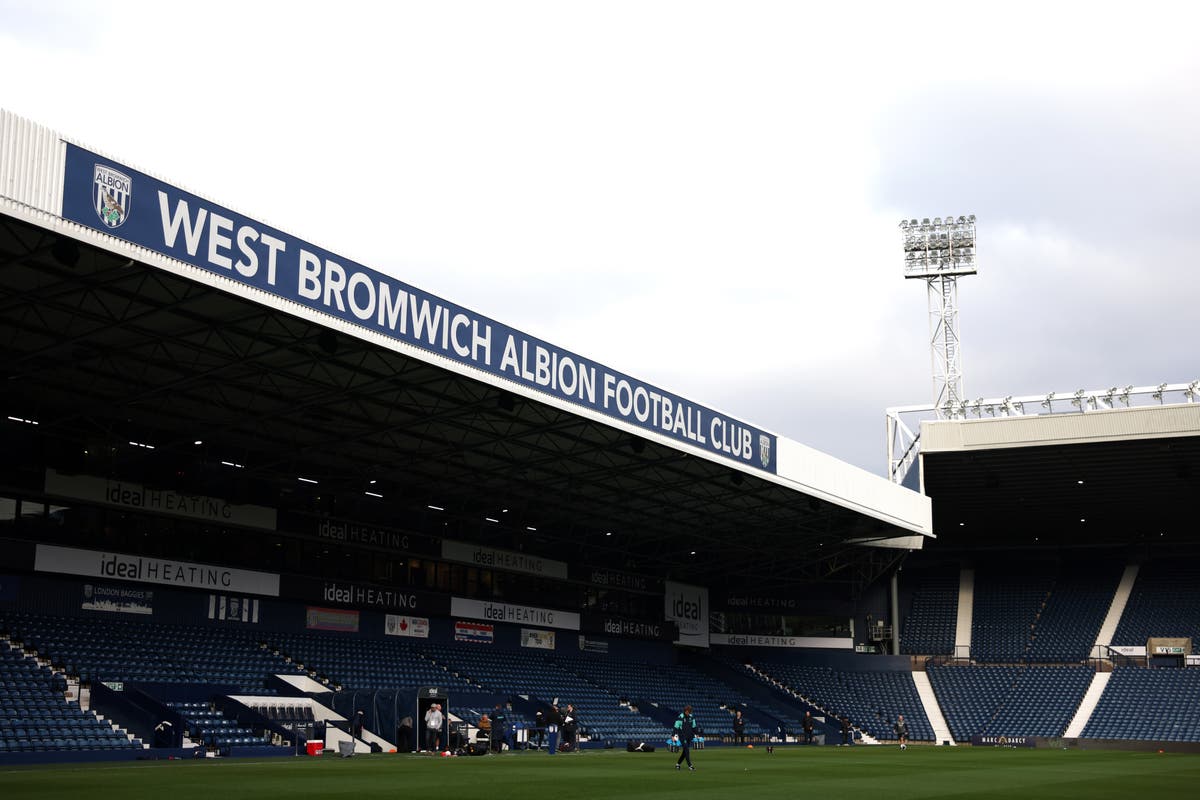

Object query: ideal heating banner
[35,544,280,596]
[664,581,709,647]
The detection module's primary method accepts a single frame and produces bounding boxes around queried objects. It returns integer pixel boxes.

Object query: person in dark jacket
[561,704,579,751]
[491,703,507,752]
[732,710,746,745]
[674,705,698,771]
[803,711,814,745]
[533,709,546,750]
[840,714,852,746]
[546,704,561,755]
[397,715,413,752]
[895,714,909,750]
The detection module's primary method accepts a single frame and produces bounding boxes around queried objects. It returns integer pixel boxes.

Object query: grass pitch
[2,745,1199,800]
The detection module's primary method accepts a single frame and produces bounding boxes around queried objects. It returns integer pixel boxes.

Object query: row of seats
[0,637,145,752]
[4,613,305,692]
[8,593,1200,753]
[900,571,958,656]
[902,559,1189,662]
[751,661,934,742]
[170,701,280,750]
[928,664,1091,739]
[1112,562,1200,653]
[1084,667,1200,741]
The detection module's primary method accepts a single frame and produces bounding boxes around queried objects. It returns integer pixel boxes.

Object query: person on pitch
[674,705,698,771]
[895,714,909,750]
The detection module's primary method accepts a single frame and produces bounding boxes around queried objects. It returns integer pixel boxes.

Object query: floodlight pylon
[899,215,977,418]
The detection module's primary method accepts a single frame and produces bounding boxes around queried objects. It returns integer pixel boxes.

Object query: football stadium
[2,107,1199,798]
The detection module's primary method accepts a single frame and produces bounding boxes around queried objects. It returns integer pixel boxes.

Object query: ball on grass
[747,744,754,749]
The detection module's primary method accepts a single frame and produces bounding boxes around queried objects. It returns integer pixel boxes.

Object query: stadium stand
[1026,563,1123,663]
[423,645,666,743]
[1111,560,1200,653]
[266,633,473,691]
[554,653,773,740]
[746,660,934,742]
[928,664,1092,740]
[2,613,304,692]
[970,565,1057,663]
[900,569,959,656]
[167,700,282,753]
[969,561,1120,663]
[1082,667,1200,742]
[0,639,142,753]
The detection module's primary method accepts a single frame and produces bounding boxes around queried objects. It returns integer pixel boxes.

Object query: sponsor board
[82,583,153,615]
[521,628,555,650]
[581,612,673,641]
[208,594,260,624]
[665,581,708,647]
[60,143,778,474]
[36,543,280,596]
[573,566,659,593]
[709,633,854,649]
[283,575,449,615]
[451,597,580,631]
[578,636,609,654]
[276,511,439,556]
[970,735,1036,748]
[385,614,430,638]
[305,606,359,633]
[441,540,567,580]
[44,469,277,530]
[719,593,800,612]
[454,621,494,644]
[1109,645,1146,657]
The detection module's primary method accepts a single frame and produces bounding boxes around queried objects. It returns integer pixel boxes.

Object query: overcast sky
[3,1,1198,475]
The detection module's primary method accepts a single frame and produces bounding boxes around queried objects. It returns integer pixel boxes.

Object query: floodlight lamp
[922,218,930,225]
[1042,392,1055,409]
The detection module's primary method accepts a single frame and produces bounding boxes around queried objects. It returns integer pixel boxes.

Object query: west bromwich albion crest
[759,434,771,469]
[93,164,132,228]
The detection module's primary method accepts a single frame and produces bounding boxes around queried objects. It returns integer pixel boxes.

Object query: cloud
[3,0,1199,478]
